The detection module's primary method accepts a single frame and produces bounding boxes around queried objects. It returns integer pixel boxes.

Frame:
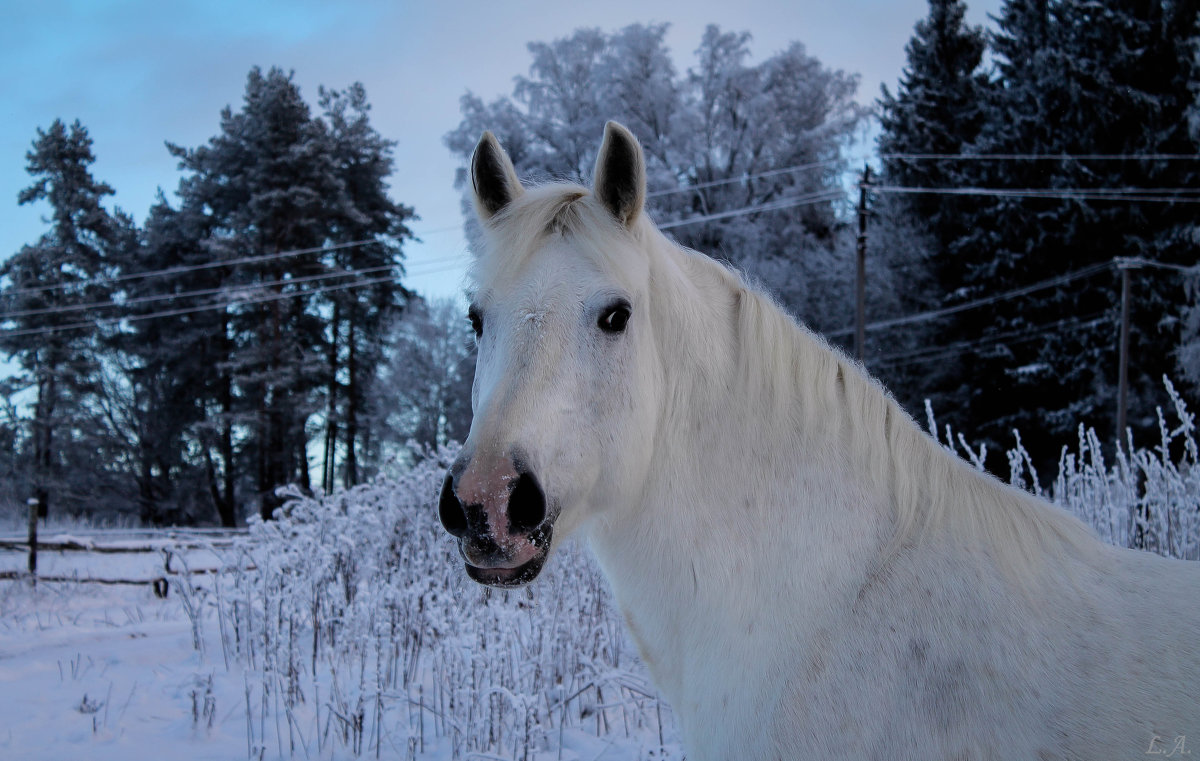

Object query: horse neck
[586,242,896,695]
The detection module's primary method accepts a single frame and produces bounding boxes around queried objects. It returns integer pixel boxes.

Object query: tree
[878,0,988,279]
[975,0,1198,461]
[880,0,1200,471]
[317,83,415,491]
[445,23,874,332]
[162,68,415,516]
[96,195,235,524]
[0,119,118,519]
[168,67,345,519]
[377,297,475,460]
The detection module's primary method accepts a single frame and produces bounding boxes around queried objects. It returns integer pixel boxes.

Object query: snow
[0,449,682,760]
[0,581,246,760]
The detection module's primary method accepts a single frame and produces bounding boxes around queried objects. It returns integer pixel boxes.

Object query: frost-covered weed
[208,383,1198,758]
[213,445,675,760]
[930,378,1200,560]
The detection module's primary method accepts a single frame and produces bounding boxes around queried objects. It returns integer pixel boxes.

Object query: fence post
[26,497,38,583]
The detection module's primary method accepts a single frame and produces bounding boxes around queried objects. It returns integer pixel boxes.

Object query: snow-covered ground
[0,574,675,760]
[0,454,682,760]
[0,578,249,760]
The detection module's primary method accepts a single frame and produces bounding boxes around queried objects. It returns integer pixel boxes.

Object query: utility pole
[1115,257,1138,450]
[855,165,871,362]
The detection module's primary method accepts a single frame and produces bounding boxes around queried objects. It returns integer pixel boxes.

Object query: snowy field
[0,451,681,760]
[2,385,1198,760]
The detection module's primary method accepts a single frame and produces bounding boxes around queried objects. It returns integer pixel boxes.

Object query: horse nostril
[438,473,468,537]
[508,471,547,533]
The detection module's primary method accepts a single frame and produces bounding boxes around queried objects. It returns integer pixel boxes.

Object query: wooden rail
[0,538,238,553]
[1,507,253,597]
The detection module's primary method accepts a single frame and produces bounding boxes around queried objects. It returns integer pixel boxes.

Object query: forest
[2,0,1198,526]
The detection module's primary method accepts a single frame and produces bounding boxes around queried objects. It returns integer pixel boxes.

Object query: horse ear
[593,121,646,227]
[471,131,524,220]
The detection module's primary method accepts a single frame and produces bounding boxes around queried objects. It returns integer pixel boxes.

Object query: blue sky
[0,0,1002,302]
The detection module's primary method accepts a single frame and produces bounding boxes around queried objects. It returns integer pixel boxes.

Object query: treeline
[444,23,945,402]
[878,0,1200,466]
[445,12,1200,474]
[0,67,474,525]
[5,8,1197,522]
[445,24,892,338]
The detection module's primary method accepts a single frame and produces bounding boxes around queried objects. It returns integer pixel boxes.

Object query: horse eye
[598,301,631,334]
[467,306,483,338]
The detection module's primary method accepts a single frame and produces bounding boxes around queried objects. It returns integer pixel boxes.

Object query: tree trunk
[323,303,340,494]
[297,431,311,494]
[212,314,238,527]
[33,361,55,520]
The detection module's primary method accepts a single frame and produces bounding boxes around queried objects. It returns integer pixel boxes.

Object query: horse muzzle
[438,457,553,588]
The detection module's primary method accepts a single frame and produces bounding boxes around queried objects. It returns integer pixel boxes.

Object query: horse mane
[472,182,1097,577]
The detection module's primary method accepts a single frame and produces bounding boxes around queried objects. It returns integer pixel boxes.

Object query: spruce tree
[876,0,989,418]
[930,0,1200,468]
[878,0,988,252]
[103,195,235,524]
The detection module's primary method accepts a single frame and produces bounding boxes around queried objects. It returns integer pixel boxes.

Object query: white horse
[438,122,1200,760]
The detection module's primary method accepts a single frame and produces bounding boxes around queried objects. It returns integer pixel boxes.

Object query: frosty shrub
[212,444,674,760]
[928,378,1200,560]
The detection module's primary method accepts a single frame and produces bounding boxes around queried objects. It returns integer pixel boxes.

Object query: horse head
[438,122,662,587]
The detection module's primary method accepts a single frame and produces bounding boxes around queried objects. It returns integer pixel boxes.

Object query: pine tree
[168,67,343,519]
[317,83,415,490]
[0,120,117,518]
[101,195,236,524]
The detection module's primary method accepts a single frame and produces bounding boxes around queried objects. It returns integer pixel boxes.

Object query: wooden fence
[0,507,249,596]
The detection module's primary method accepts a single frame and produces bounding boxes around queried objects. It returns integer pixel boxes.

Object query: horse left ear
[471,131,524,221]
[593,121,646,228]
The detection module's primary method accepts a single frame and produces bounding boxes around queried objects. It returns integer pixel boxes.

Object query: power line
[646,159,843,199]
[871,313,1111,371]
[869,185,1200,203]
[8,153,1194,298]
[0,252,473,340]
[826,260,1114,339]
[1,237,399,299]
[4,186,843,321]
[1119,257,1199,275]
[0,251,473,322]
[0,272,408,340]
[657,189,843,230]
[879,153,1200,161]
[0,263,400,320]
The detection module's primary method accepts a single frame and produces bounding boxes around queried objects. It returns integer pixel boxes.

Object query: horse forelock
[469,183,649,294]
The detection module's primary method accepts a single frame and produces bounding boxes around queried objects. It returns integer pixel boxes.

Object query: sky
[0,0,1003,303]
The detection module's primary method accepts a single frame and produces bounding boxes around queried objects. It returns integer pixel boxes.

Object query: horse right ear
[593,121,646,228]
[471,131,524,220]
